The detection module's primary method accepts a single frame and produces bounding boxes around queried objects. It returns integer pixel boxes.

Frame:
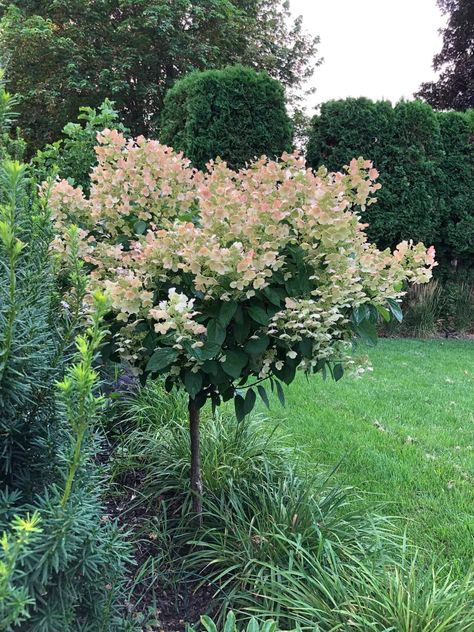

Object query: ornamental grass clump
[49,130,436,519]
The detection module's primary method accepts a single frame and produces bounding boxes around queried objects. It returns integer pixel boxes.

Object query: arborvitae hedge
[160,65,293,170]
[307,99,474,268]
[438,110,474,267]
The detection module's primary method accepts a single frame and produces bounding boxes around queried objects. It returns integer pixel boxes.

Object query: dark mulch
[103,464,215,632]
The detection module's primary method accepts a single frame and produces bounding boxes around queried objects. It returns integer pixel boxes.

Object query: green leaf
[220,385,235,401]
[257,384,270,409]
[244,388,257,415]
[376,305,391,322]
[263,286,285,306]
[219,301,238,326]
[246,619,260,632]
[202,359,219,375]
[234,318,251,344]
[247,304,269,325]
[200,615,218,632]
[207,319,226,346]
[146,347,178,372]
[275,380,285,407]
[244,334,270,355]
[189,341,221,361]
[234,305,244,325]
[184,371,203,399]
[223,612,236,632]
[234,392,246,422]
[298,337,312,358]
[209,365,229,386]
[274,361,296,385]
[387,298,403,323]
[352,304,370,325]
[355,319,378,347]
[333,363,344,381]
[222,349,248,378]
[134,219,147,235]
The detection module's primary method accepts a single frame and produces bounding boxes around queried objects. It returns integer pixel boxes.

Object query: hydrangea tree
[49,130,436,520]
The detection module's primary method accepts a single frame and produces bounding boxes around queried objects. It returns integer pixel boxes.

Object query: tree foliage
[415,0,474,110]
[306,98,474,268]
[160,66,293,170]
[0,0,319,151]
[49,130,435,516]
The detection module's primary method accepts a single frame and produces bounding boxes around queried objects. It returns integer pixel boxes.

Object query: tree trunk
[188,396,203,526]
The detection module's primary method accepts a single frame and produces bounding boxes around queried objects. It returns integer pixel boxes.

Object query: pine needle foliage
[0,161,132,631]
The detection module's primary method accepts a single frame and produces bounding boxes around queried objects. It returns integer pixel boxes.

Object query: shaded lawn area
[261,339,474,574]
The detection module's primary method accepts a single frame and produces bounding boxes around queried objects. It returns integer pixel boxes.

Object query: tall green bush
[0,161,131,630]
[160,66,293,170]
[437,110,474,266]
[307,99,473,268]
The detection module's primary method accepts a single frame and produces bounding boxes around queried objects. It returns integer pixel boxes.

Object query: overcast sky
[290,0,446,113]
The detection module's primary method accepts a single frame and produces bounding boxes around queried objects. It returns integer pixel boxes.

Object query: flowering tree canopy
[49,129,436,516]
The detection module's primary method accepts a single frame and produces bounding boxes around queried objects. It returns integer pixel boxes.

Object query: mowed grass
[261,338,474,574]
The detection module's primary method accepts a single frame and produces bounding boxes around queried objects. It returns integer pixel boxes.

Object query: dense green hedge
[306,99,474,268]
[160,65,293,170]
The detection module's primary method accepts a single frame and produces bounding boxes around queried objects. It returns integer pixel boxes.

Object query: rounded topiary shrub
[159,65,293,170]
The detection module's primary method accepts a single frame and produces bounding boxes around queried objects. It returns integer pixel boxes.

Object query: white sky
[290,0,446,113]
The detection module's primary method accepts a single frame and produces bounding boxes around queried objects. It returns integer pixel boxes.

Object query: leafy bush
[438,110,474,267]
[33,99,127,193]
[0,512,42,630]
[0,161,131,630]
[307,99,474,269]
[113,384,474,631]
[443,281,474,333]
[160,66,293,170]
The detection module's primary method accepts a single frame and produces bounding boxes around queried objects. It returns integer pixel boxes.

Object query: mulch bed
[103,465,215,631]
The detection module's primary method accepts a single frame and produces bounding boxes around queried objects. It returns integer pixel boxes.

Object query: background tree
[0,0,319,151]
[49,131,435,521]
[306,98,474,272]
[416,0,474,110]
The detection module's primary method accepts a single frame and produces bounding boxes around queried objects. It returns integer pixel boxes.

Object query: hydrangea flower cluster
[49,129,436,413]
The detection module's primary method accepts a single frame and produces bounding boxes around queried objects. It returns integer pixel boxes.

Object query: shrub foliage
[307,98,474,269]
[0,161,130,630]
[160,66,293,170]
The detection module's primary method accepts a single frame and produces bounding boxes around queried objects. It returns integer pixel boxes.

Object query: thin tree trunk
[188,396,203,526]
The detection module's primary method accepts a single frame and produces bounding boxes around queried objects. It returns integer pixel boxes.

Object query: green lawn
[262,339,474,573]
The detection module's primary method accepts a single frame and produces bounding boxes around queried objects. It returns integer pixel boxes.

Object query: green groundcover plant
[49,130,436,519]
[112,383,474,631]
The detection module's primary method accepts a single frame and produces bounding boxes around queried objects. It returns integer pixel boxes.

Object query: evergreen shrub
[0,161,131,631]
[160,65,293,170]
